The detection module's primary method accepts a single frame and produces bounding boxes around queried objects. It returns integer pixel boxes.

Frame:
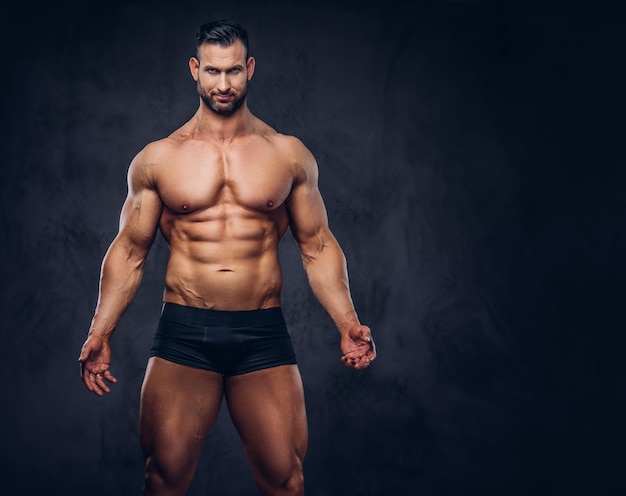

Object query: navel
[182,204,189,211]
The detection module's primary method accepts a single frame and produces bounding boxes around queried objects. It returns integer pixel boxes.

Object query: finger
[343,358,366,369]
[77,346,91,363]
[341,354,354,366]
[342,358,356,368]
[95,374,111,394]
[348,332,366,346]
[87,374,102,396]
[358,325,372,340]
[91,373,106,396]
[366,346,377,361]
[103,369,118,384]
[82,369,105,396]
[78,337,99,361]
[354,356,374,369]
[341,354,363,368]
[342,346,369,359]
[356,353,371,366]
[341,351,360,361]
[81,367,94,390]
[84,375,102,396]
[342,352,375,369]
[364,336,376,357]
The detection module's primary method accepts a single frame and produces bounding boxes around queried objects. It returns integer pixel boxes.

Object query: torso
[149,119,297,310]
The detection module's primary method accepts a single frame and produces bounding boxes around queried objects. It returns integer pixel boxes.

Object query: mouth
[214,94,233,102]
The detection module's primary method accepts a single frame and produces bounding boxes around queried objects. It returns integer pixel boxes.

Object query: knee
[263,459,304,496]
[281,465,304,495]
[143,454,194,496]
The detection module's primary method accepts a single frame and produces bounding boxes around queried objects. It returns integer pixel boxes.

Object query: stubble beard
[199,81,249,116]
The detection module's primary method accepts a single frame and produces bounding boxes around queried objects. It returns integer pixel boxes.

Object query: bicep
[115,157,162,253]
[284,136,337,253]
[288,181,329,244]
[287,163,338,260]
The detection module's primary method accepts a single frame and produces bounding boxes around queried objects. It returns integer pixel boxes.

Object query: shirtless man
[78,19,376,496]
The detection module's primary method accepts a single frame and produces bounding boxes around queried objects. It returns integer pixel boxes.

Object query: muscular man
[78,19,376,496]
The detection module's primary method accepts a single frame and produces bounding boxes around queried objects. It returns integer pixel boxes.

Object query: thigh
[139,357,224,478]
[224,365,308,486]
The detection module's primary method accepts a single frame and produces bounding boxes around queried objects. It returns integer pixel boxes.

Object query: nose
[217,72,230,93]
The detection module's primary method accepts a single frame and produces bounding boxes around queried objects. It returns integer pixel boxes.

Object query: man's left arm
[285,139,376,369]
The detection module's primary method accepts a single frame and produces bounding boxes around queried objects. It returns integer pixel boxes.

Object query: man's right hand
[78,335,118,396]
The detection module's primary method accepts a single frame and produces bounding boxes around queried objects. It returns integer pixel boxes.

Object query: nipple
[182,204,189,211]
[266,200,274,208]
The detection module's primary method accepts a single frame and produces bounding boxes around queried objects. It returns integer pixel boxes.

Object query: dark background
[1,0,625,494]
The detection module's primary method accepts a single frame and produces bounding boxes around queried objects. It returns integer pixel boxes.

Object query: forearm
[302,241,360,335]
[88,240,148,338]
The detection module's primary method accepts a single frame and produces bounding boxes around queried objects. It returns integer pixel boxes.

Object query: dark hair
[195,19,249,60]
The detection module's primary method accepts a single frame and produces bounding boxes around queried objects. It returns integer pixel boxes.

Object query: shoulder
[248,114,317,178]
[131,129,191,164]
[269,133,318,180]
[127,136,179,188]
[133,135,182,164]
[270,133,312,157]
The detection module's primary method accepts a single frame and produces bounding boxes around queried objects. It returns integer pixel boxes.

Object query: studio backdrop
[1,1,624,495]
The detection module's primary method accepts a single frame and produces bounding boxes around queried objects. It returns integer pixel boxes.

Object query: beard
[198,80,249,116]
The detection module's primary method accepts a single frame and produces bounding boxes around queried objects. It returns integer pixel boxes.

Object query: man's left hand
[340,324,376,369]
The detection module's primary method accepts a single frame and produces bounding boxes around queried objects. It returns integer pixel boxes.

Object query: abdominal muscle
[160,207,287,311]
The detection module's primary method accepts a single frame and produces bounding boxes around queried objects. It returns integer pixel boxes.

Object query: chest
[156,143,294,213]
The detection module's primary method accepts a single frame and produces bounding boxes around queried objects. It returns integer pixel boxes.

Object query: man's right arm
[78,146,163,395]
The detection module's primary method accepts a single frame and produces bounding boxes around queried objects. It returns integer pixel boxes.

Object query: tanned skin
[78,39,376,496]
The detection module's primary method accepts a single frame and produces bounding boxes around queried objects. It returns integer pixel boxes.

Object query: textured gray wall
[1,1,625,495]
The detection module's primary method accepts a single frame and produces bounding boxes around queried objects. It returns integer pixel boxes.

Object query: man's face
[191,40,255,116]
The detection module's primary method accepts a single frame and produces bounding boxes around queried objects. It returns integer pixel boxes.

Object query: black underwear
[149,303,297,376]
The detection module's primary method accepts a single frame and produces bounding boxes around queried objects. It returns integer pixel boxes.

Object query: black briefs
[149,303,297,376]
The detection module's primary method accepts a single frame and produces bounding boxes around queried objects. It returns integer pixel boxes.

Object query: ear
[189,57,200,81]
[246,56,256,80]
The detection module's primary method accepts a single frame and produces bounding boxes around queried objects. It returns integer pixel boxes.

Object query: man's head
[195,19,249,61]
[190,20,254,116]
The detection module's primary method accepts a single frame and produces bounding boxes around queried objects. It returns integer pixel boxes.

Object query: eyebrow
[204,63,245,72]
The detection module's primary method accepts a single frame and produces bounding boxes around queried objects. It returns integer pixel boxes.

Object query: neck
[190,100,254,142]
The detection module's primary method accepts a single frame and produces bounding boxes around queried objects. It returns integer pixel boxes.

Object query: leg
[225,365,308,496]
[139,357,224,496]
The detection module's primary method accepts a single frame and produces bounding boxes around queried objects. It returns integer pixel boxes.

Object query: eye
[206,68,219,74]
[229,67,242,74]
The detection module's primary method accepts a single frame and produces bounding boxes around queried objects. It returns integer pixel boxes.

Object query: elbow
[124,241,151,268]
[299,238,333,269]
[300,252,316,270]
[107,238,149,269]
[125,252,147,270]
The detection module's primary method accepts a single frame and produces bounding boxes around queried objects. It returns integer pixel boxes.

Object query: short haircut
[195,19,249,60]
